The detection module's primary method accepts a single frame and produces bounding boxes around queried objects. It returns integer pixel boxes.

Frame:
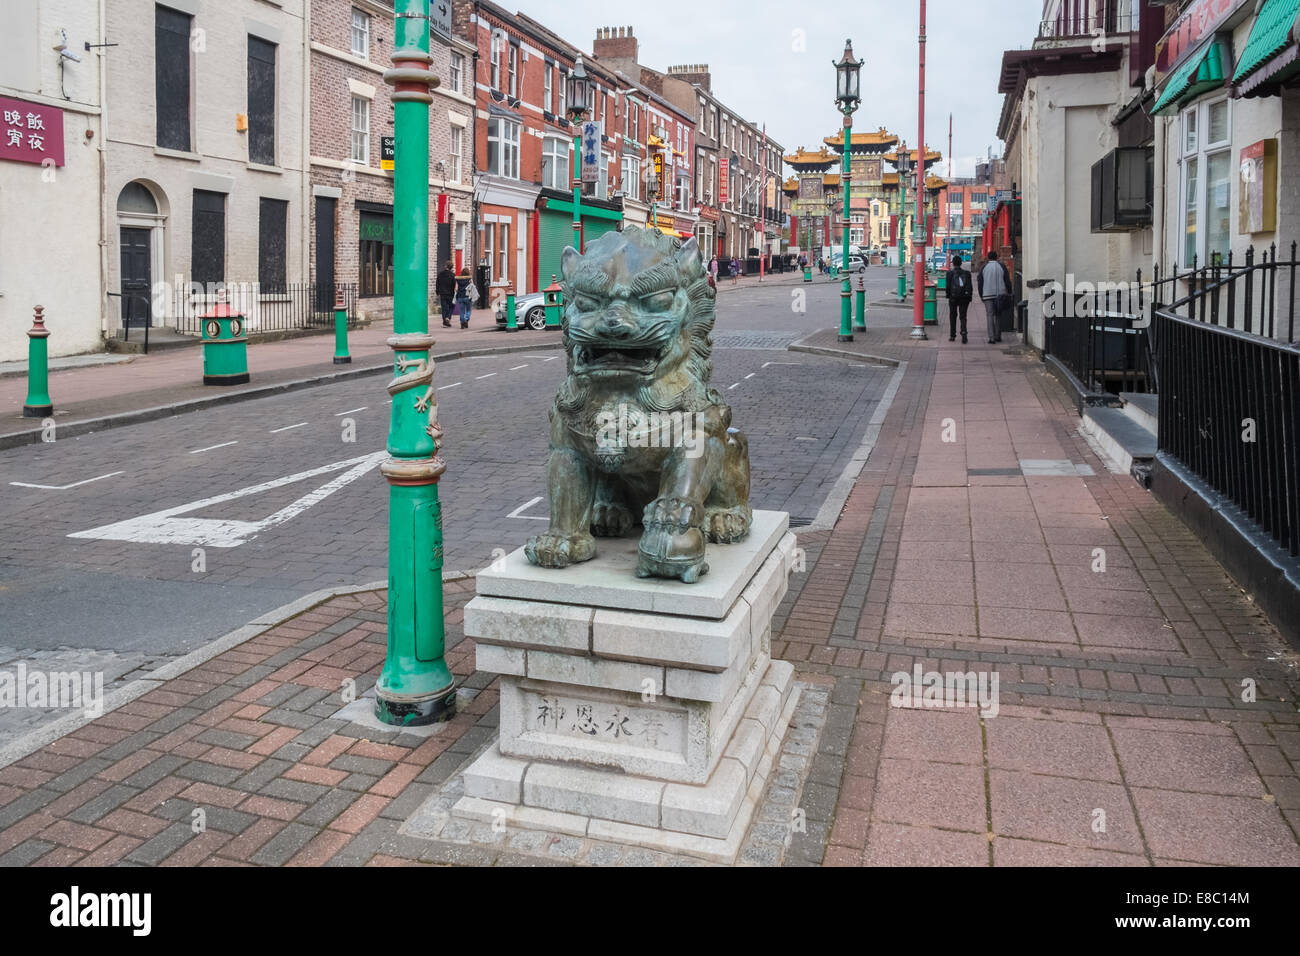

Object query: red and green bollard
[375,0,456,726]
[333,288,351,364]
[544,274,562,329]
[201,295,249,386]
[22,305,53,418]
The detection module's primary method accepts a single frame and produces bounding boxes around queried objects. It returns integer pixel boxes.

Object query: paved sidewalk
[1,305,1297,866]
[0,319,560,443]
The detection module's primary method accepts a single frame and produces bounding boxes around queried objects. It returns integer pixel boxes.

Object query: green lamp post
[375,0,456,726]
[567,55,593,254]
[834,39,862,343]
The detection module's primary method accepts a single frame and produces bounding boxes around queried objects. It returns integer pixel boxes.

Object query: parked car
[844,254,868,273]
[494,291,548,330]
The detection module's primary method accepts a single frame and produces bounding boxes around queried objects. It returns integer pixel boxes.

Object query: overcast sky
[534,0,1044,179]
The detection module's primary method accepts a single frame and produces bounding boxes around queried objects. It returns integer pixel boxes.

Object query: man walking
[435,261,456,328]
[945,254,972,343]
[977,250,1012,344]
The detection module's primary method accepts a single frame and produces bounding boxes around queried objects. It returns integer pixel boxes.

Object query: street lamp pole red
[910,0,928,339]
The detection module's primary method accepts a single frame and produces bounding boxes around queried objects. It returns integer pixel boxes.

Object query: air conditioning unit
[1091,146,1152,232]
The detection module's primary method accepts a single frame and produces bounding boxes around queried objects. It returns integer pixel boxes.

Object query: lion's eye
[641,291,674,312]
[573,294,600,312]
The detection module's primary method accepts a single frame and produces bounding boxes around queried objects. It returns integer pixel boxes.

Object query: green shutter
[538,209,573,290]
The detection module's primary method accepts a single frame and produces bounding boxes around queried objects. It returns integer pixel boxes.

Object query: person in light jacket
[977,250,1013,344]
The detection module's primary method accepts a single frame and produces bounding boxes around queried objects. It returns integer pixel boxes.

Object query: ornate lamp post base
[375,685,458,726]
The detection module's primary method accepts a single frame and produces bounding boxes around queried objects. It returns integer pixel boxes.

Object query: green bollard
[505,288,518,332]
[333,288,351,364]
[22,305,53,418]
[854,286,866,332]
[201,293,250,386]
[543,275,562,329]
[803,265,812,283]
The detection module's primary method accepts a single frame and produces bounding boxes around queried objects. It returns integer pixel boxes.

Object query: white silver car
[494,291,548,330]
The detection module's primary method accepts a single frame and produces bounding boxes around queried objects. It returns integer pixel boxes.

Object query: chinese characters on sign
[0,97,64,167]
[719,157,729,205]
[533,695,673,748]
[580,120,601,184]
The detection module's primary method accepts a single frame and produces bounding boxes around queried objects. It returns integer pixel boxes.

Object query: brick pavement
[2,298,1298,866]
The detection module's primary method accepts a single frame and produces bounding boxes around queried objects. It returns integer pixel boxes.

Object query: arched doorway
[116,181,166,330]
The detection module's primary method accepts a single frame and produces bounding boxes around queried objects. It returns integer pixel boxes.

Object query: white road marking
[475,373,497,379]
[189,441,238,454]
[509,364,529,371]
[543,356,559,362]
[437,382,462,390]
[744,372,756,379]
[761,362,804,369]
[270,422,309,433]
[69,451,387,548]
[10,471,125,491]
[795,437,818,442]
[727,382,740,390]
[335,407,367,416]
[507,495,548,521]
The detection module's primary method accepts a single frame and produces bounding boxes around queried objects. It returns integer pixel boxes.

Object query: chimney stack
[593,24,637,62]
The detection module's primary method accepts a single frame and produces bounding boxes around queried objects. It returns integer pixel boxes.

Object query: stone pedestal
[452,511,799,861]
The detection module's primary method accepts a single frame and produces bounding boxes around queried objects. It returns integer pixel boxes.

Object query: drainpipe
[301,1,312,296]
[98,0,109,342]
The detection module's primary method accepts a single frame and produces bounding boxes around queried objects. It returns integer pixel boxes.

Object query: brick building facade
[309,0,475,321]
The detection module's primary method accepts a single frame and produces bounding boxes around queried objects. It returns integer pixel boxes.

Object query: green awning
[1153,38,1228,115]
[1232,0,1300,91]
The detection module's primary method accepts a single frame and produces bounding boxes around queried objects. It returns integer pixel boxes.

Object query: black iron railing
[105,291,154,353]
[1042,272,1157,395]
[169,282,358,336]
[1154,308,1300,558]
[1161,243,1298,343]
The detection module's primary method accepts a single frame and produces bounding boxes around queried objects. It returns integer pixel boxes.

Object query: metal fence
[1042,272,1158,396]
[170,282,358,336]
[1154,308,1300,558]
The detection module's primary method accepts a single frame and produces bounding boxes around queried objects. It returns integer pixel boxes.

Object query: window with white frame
[350,95,369,163]
[696,149,704,199]
[490,33,501,89]
[709,157,716,204]
[1179,97,1231,268]
[454,220,467,268]
[351,9,370,58]
[487,116,520,178]
[622,155,640,200]
[448,126,463,183]
[542,136,569,190]
[449,52,464,94]
[483,223,494,281]
[598,151,611,199]
[507,44,517,97]
[676,176,689,211]
[498,221,510,282]
[544,66,552,112]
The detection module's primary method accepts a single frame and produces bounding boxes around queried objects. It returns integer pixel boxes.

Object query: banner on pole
[580,121,601,184]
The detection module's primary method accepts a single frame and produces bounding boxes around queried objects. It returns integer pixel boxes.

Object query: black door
[119,227,151,329]
[315,196,336,311]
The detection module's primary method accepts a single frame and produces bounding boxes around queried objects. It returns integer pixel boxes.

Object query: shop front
[535,190,623,292]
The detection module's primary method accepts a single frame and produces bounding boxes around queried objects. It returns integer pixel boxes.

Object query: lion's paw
[524,531,596,569]
[704,505,752,544]
[591,501,635,538]
[642,496,703,532]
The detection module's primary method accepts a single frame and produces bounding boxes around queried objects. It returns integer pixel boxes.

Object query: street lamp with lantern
[896,148,910,302]
[566,54,593,253]
[833,39,862,342]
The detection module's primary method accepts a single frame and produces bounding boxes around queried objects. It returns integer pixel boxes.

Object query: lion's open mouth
[575,344,666,375]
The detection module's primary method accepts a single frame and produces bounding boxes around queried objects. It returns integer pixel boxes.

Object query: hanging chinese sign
[719,157,729,204]
[580,120,601,184]
[1,97,64,167]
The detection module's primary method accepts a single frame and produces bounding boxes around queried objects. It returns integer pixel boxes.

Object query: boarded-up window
[258,198,288,292]
[248,36,276,165]
[192,190,225,287]
[155,5,191,151]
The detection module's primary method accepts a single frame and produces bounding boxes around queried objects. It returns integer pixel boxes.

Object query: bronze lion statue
[524,227,752,582]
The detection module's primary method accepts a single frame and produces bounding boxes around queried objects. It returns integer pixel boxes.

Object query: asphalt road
[0,271,900,741]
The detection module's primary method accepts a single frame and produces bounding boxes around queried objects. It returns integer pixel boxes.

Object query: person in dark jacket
[945,254,973,343]
[436,261,456,328]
